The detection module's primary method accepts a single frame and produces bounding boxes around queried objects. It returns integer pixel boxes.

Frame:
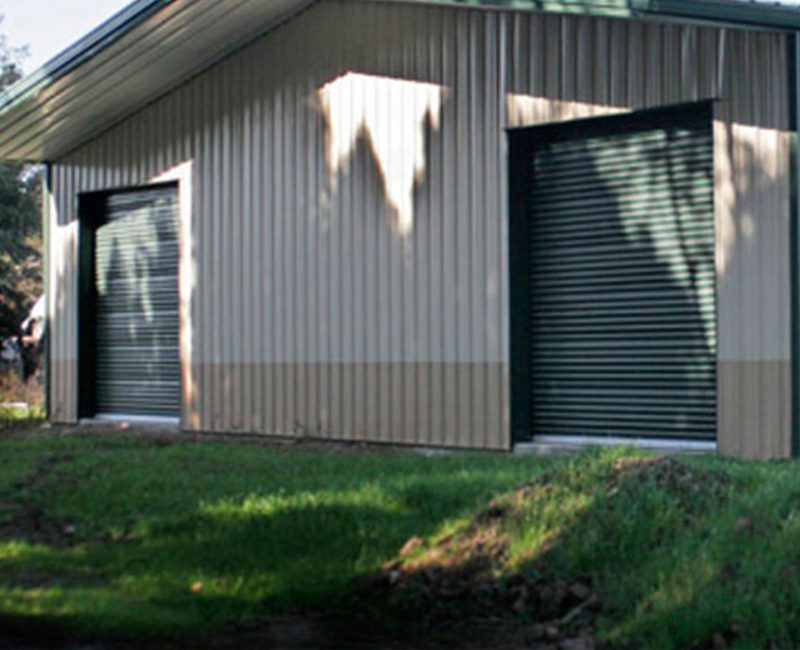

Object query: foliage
[0,20,27,90]
[0,18,41,339]
[0,402,44,430]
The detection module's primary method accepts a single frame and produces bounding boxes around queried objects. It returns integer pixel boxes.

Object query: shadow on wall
[0,446,552,643]
[519,111,717,440]
[45,3,790,439]
[713,121,792,456]
[317,72,446,237]
[92,193,180,417]
[48,158,196,425]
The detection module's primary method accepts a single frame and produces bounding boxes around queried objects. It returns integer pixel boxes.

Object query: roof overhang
[0,0,315,162]
[2,0,800,162]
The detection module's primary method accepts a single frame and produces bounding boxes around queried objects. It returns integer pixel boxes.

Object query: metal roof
[0,0,314,161]
[1,0,800,162]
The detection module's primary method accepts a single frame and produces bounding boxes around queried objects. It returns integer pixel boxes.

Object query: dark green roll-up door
[94,186,180,417]
[523,103,716,440]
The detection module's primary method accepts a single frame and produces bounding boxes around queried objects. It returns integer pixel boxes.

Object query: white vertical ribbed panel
[506,14,791,458]
[48,0,509,448]
[46,0,791,455]
[507,12,788,130]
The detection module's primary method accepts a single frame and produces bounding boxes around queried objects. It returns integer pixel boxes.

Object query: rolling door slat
[94,187,180,418]
[529,107,716,440]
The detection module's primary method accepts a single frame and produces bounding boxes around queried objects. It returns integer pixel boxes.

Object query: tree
[0,18,42,339]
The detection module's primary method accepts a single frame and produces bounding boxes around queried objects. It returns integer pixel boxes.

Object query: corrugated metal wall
[48,0,510,448]
[47,0,792,456]
[505,13,791,457]
[522,106,718,441]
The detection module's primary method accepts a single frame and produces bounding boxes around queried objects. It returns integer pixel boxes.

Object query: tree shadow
[354,451,738,648]
[513,104,716,442]
[0,450,560,646]
[92,190,180,418]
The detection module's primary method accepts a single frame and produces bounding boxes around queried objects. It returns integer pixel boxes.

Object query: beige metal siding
[506,14,791,458]
[48,0,510,448]
[47,0,791,456]
[715,121,792,458]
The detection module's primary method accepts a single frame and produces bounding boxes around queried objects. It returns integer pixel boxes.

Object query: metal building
[1,0,799,458]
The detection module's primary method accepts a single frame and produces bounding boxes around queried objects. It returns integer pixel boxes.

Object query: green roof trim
[418,0,632,14]
[405,0,800,27]
[639,0,800,29]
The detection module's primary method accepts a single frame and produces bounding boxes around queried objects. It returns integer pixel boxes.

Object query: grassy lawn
[1,430,800,648]
[0,431,561,646]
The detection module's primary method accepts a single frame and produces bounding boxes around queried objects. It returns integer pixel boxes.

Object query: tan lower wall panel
[50,359,78,424]
[186,362,510,450]
[718,360,791,459]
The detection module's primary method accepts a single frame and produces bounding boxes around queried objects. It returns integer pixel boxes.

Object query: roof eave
[0,0,169,117]
[635,0,800,30]
[394,0,800,28]
[2,0,800,163]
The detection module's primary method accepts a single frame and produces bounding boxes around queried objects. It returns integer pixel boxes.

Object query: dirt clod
[399,536,424,558]
[560,637,595,650]
[568,582,593,602]
[511,588,529,615]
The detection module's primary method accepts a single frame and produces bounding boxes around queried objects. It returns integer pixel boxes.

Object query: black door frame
[77,181,179,420]
[507,100,715,444]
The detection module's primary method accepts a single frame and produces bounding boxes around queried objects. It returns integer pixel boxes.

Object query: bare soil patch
[351,456,732,650]
[0,452,77,546]
[0,432,735,650]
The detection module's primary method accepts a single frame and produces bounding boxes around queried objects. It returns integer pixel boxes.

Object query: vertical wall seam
[789,32,799,457]
[47,1,789,453]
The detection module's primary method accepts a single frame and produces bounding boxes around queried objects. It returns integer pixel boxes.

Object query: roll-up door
[519,103,716,440]
[94,186,180,417]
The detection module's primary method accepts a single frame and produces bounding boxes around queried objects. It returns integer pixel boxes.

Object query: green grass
[0,434,560,642]
[2,434,800,648]
[399,449,800,649]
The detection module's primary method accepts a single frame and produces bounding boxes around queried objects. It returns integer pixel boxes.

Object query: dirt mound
[357,518,598,648]
[355,491,599,648]
[605,456,732,514]
[354,455,731,649]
